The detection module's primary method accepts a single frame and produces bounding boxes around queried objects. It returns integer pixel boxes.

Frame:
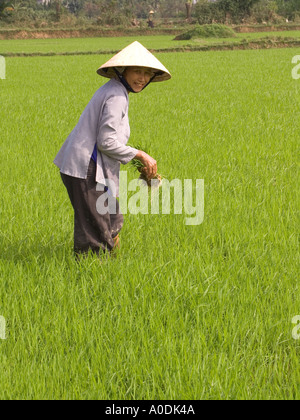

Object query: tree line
[0,0,299,25]
[195,0,300,23]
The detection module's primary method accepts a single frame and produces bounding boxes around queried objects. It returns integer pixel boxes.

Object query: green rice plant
[0,43,299,400]
[2,32,300,57]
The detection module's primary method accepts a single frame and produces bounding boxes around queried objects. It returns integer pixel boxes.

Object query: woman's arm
[97,94,157,178]
[97,96,138,165]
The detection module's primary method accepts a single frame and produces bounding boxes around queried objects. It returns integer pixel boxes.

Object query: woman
[54,41,171,258]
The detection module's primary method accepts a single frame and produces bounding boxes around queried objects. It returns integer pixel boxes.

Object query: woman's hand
[134,150,157,180]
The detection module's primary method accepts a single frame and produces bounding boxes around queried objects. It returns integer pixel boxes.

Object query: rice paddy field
[1,31,300,55]
[0,35,299,400]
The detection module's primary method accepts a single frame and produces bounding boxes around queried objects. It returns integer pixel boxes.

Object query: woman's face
[123,67,155,93]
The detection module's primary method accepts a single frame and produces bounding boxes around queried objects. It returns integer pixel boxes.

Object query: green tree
[195,0,224,24]
[276,0,300,19]
[65,0,85,15]
[251,0,280,23]
[0,0,13,18]
[218,0,261,21]
[185,0,192,21]
[96,0,134,25]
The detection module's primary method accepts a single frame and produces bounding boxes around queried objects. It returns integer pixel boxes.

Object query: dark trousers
[60,159,124,256]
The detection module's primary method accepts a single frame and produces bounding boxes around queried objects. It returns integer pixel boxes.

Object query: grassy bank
[0,23,300,40]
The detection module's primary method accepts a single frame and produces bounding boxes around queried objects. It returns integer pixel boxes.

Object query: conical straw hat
[97,41,171,83]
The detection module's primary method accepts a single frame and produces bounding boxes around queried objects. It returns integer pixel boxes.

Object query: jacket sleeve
[96,95,138,164]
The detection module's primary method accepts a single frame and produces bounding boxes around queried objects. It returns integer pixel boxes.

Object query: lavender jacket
[53,78,138,196]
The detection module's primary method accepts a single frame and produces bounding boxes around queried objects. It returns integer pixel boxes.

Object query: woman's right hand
[134,150,157,180]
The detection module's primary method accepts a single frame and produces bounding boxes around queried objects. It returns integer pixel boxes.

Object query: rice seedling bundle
[130,144,163,188]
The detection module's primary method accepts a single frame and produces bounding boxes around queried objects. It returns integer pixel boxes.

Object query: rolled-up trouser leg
[60,159,124,256]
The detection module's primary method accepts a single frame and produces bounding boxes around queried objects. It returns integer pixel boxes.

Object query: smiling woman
[123,67,155,92]
[53,41,171,259]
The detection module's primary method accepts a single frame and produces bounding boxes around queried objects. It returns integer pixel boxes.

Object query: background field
[0,37,299,399]
[1,31,300,55]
